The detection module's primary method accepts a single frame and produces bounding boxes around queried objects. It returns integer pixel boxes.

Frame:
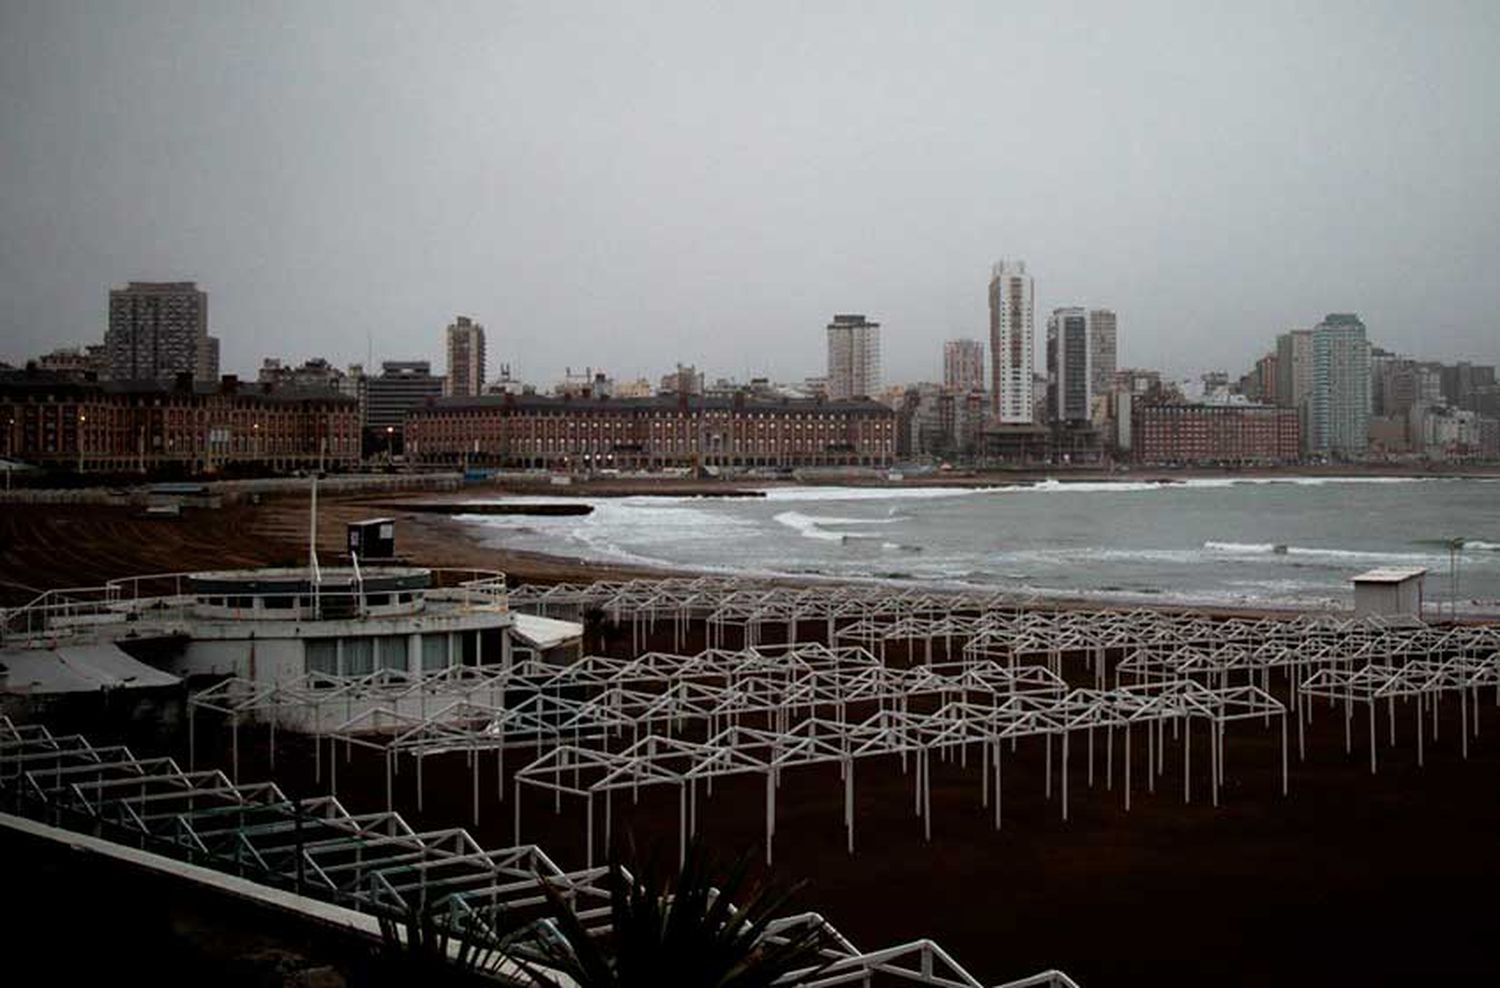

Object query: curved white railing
[1,566,508,644]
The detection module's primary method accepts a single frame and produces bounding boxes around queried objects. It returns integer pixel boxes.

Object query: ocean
[461,477,1500,615]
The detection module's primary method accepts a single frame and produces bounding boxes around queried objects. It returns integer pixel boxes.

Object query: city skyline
[3,3,1498,385]
[9,275,1495,401]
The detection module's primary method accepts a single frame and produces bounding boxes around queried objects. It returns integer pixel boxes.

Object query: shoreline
[366,472,1500,620]
[4,477,1496,620]
[383,461,1500,503]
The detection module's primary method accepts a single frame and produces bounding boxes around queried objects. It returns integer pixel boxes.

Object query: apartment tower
[444,316,487,398]
[1275,329,1315,453]
[106,281,219,384]
[942,339,985,393]
[826,314,881,401]
[1087,309,1117,400]
[1046,307,1092,424]
[988,261,1035,423]
[1310,313,1371,459]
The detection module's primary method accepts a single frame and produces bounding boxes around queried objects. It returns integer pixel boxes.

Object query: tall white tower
[988,261,1034,423]
[826,314,881,400]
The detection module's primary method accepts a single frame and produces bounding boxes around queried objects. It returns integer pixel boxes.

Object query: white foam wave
[998,547,1202,566]
[760,486,986,503]
[1021,479,1187,494]
[797,513,907,526]
[772,511,848,542]
[1204,540,1443,564]
[1017,476,1433,495]
[1204,540,1281,554]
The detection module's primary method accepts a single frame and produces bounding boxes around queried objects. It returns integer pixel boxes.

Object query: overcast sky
[2,1,1497,387]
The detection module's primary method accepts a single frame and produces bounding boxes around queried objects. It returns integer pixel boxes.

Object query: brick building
[1,370,359,474]
[406,394,896,470]
[1132,402,1300,465]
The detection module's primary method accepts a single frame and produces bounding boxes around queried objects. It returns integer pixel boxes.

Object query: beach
[7,466,1499,615]
[7,480,1500,986]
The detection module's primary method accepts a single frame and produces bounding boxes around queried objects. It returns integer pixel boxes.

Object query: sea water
[461,477,1500,614]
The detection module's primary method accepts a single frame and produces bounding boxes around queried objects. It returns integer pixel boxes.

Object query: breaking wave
[1203,540,1444,565]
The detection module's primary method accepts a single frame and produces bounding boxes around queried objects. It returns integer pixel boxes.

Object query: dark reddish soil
[188,641,1500,988]
[9,496,1500,986]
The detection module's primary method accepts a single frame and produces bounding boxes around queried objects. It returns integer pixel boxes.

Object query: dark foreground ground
[0,823,362,986]
[6,497,1500,986]
[185,625,1500,988]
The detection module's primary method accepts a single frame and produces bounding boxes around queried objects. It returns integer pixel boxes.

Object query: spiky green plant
[532,841,832,988]
[373,898,540,987]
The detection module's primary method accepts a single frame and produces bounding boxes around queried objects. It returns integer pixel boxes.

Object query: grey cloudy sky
[2,1,1498,387]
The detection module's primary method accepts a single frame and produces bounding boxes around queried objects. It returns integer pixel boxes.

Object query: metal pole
[1061,731,1069,821]
[845,756,854,854]
[1281,714,1288,796]
[993,740,1002,830]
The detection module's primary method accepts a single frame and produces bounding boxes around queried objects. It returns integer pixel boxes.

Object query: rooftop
[1351,566,1429,584]
[416,393,893,414]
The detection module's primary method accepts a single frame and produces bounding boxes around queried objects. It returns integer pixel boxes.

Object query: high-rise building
[366,360,445,449]
[444,316,486,398]
[942,339,985,393]
[1046,308,1092,424]
[988,261,1034,424]
[1275,329,1315,453]
[1439,361,1497,414]
[1275,330,1314,410]
[1253,352,1280,405]
[826,314,881,401]
[106,281,219,384]
[1310,313,1371,459]
[1087,309,1117,400]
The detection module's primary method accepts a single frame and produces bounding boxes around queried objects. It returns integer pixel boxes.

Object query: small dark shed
[347,517,396,561]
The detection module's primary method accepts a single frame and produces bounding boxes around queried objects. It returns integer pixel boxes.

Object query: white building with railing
[2,566,577,727]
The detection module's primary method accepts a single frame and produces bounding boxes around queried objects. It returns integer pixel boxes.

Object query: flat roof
[1,643,181,694]
[1351,567,1429,584]
[511,613,584,650]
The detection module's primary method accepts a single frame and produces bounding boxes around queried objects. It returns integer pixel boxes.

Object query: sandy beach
[6,482,1500,986]
[6,464,1498,613]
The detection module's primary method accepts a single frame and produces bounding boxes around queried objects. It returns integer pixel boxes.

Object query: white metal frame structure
[188,641,1288,868]
[0,716,1079,988]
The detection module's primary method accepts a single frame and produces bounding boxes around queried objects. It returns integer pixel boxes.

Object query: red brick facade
[407,394,897,469]
[1,372,359,473]
[1132,403,1300,464]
